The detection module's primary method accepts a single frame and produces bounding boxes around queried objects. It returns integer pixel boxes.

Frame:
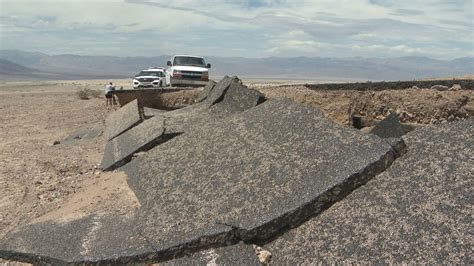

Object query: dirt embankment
[254,85,474,125]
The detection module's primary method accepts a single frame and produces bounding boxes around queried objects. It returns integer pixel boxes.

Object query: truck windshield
[173,56,206,67]
[138,71,163,77]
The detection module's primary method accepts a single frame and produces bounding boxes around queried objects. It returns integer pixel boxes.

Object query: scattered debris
[449,84,462,91]
[431,85,449,91]
[254,245,272,264]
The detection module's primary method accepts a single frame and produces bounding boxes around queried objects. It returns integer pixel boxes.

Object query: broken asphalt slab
[100,116,179,171]
[103,99,144,141]
[1,98,401,264]
[152,77,264,135]
[125,99,399,249]
[201,75,237,108]
[264,119,474,264]
[0,214,158,264]
[210,81,265,115]
[370,112,407,154]
[101,77,264,172]
[195,80,217,103]
[143,107,167,118]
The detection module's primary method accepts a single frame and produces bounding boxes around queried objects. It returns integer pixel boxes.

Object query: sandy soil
[0,79,473,264]
[0,81,139,242]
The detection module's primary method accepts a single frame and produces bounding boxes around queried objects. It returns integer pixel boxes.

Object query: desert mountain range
[0,49,472,82]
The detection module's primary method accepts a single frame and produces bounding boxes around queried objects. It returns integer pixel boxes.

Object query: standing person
[105,82,115,106]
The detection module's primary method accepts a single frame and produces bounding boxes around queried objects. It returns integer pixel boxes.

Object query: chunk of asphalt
[100,116,180,171]
[202,76,238,108]
[195,80,217,103]
[144,107,167,118]
[155,77,264,135]
[125,98,398,246]
[0,214,158,264]
[0,98,400,264]
[263,119,474,264]
[160,243,260,265]
[370,112,407,155]
[104,99,144,141]
[370,113,405,138]
[210,81,265,115]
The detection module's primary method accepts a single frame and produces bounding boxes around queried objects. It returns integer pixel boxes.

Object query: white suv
[133,68,165,89]
[165,55,211,87]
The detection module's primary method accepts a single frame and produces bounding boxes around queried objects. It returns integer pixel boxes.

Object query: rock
[397,110,414,122]
[456,95,469,107]
[449,84,462,91]
[463,103,474,115]
[256,248,272,264]
[431,85,449,91]
[52,140,60,145]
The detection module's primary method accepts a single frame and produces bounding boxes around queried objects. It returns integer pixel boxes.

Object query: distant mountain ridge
[0,58,37,75]
[0,49,472,81]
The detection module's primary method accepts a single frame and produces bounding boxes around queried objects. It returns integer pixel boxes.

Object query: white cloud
[0,0,472,59]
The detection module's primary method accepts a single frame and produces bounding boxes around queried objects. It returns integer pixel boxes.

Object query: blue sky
[0,0,472,59]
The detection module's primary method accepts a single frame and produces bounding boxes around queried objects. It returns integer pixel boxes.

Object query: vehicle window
[139,71,163,77]
[173,56,206,67]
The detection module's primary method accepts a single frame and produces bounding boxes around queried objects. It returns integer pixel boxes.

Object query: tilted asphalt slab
[195,80,217,103]
[103,99,144,141]
[264,119,474,264]
[210,81,265,115]
[370,112,407,154]
[0,98,399,264]
[100,116,168,171]
[157,77,264,135]
[101,77,264,171]
[200,75,238,108]
[143,107,167,118]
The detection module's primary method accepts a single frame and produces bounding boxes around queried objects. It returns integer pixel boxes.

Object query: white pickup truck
[165,55,211,87]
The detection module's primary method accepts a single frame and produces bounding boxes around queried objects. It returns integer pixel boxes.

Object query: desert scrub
[76,88,102,100]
